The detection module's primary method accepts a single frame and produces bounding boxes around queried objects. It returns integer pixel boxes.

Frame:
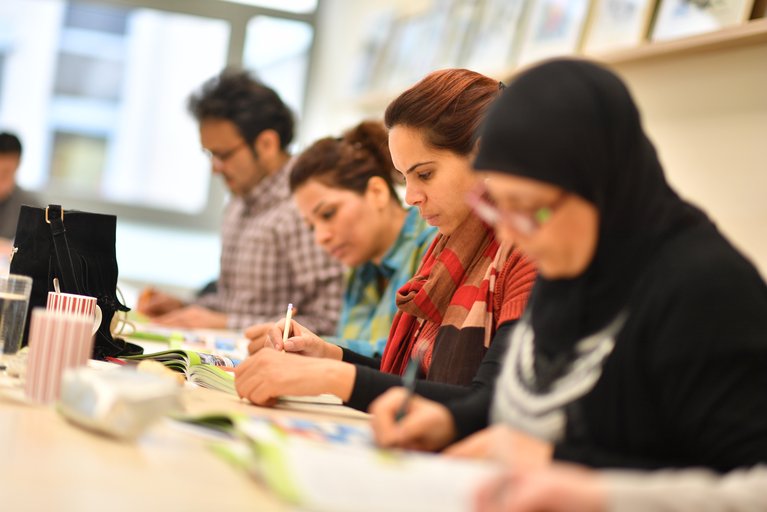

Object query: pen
[281,303,293,352]
[395,355,419,422]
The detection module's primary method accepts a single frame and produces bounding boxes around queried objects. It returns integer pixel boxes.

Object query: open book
[127,323,247,359]
[123,349,237,373]
[188,364,236,395]
[122,350,238,395]
[176,413,499,512]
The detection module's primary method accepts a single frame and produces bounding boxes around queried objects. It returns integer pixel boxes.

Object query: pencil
[395,356,419,421]
[281,303,293,352]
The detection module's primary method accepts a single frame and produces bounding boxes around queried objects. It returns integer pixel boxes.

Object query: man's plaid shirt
[196,162,344,334]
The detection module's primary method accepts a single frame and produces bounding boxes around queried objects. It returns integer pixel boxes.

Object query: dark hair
[188,68,294,149]
[384,69,500,156]
[290,120,401,201]
[0,132,22,156]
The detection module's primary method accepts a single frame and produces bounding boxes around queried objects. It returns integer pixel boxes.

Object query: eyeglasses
[465,182,568,236]
[202,141,248,164]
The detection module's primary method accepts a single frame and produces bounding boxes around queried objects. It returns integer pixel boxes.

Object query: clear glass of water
[0,274,33,372]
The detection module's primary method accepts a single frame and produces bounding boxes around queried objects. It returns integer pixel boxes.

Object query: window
[33,2,229,214]
[0,0,315,224]
[243,15,314,119]
[222,0,318,14]
[0,53,5,100]
[0,0,316,293]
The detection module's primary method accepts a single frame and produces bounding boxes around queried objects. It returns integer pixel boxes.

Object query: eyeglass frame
[201,140,249,164]
[465,181,569,236]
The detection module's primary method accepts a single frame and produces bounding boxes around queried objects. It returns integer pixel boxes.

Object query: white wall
[301,0,430,143]
[614,46,767,278]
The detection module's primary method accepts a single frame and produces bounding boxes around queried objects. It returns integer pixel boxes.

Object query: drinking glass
[0,274,33,369]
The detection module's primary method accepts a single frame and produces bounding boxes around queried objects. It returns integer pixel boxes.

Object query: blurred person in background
[137,70,343,333]
[0,131,39,259]
[244,120,436,358]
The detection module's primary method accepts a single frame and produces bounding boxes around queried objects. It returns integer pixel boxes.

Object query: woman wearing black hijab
[370,59,767,474]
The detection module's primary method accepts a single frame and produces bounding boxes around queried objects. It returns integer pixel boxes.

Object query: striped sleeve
[494,247,537,327]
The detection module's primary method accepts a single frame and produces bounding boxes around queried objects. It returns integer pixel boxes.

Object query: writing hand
[369,387,456,452]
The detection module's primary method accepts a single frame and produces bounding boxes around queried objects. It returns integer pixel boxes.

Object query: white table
[0,381,369,511]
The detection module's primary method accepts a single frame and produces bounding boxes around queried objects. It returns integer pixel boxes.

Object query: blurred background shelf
[325,2,766,279]
[594,16,767,65]
[354,16,767,112]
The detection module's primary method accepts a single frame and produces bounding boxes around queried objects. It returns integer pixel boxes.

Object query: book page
[188,364,236,395]
[287,442,498,512]
[237,418,498,512]
[278,394,342,405]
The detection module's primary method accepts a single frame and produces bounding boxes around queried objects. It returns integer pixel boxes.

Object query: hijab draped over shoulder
[472,59,767,472]
[474,59,710,380]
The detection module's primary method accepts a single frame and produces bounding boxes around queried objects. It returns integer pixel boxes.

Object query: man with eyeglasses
[137,70,344,336]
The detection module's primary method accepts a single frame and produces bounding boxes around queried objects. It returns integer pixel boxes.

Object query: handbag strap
[46,204,82,294]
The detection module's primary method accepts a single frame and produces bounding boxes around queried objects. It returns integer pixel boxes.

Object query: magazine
[188,364,236,395]
[123,349,237,373]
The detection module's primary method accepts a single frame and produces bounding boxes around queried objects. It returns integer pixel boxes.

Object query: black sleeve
[445,387,494,441]
[645,261,767,472]
[555,246,767,471]
[345,321,515,415]
[340,347,380,369]
[552,443,679,469]
[345,365,405,411]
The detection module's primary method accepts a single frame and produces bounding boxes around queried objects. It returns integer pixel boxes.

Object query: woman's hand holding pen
[248,318,343,360]
[369,387,457,452]
[234,349,356,405]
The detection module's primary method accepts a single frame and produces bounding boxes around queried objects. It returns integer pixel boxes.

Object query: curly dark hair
[0,132,22,156]
[188,68,294,149]
[290,121,401,201]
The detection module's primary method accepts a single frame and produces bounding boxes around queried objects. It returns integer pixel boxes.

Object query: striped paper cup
[24,308,94,404]
[47,291,102,335]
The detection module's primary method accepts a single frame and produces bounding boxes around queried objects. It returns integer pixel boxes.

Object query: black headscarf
[473,59,710,380]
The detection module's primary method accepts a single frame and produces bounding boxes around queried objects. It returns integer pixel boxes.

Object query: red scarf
[380,212,534,385]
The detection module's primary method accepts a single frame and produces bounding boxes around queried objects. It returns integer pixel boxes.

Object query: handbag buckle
[45,207,64,224]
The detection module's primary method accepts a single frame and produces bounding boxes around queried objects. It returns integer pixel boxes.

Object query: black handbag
[10,204,143,359]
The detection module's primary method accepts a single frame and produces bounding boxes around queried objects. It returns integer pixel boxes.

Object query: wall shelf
[353,17,767,111]
[593,16,767,65]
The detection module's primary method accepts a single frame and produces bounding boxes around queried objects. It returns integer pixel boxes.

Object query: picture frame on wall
[516,0,592,67]
[651,0,756,41]
[431,0,484,70]
[349,8,396,93]
[382,10,450,91]
[582,0,657,54]
[463,0,530,73]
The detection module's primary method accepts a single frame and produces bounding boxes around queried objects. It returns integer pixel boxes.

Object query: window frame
[34,0,317,231]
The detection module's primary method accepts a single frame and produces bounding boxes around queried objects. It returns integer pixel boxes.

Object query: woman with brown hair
[235,69,536,410]
[371,60,767,483]
[283,120,437,358]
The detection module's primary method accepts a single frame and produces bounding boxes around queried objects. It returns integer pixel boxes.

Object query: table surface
[0,372,370,512]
